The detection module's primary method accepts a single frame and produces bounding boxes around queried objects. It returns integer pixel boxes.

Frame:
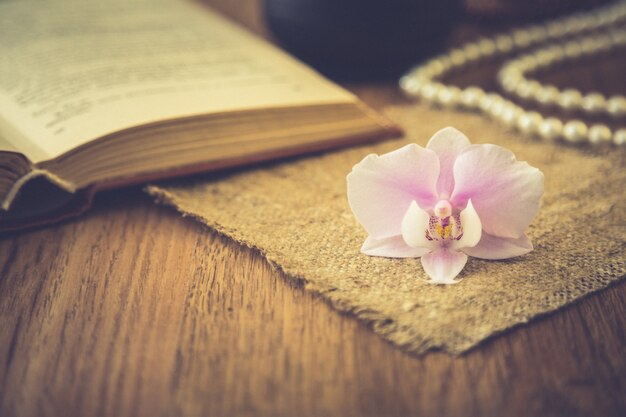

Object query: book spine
[1,166,76,211]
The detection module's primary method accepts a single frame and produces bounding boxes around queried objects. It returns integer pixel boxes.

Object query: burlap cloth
[147,104,626,355]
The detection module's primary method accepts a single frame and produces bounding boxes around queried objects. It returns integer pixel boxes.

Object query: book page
[0,0,355,163]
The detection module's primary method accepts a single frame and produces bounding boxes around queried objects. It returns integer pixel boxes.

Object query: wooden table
[1,2,625,416]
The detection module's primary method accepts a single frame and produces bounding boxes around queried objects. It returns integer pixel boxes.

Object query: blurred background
[254,0,612,79]
[206,0,625,135]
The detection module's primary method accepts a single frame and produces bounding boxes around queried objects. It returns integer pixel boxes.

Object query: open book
[0,0,400,231]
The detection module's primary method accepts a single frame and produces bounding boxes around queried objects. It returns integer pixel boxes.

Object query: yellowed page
[0,0,355,163]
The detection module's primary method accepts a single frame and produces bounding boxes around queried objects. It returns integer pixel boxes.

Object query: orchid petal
[450,144,544,239]
[361,235,430,258]
[421,249,468,284]
[462,232,533,260]
[347,144,440,238]
[450,199,482,251]
[426,127,471,199]
[401,201,438,250]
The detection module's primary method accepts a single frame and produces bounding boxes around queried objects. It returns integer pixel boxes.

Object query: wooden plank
[1,190,624,417]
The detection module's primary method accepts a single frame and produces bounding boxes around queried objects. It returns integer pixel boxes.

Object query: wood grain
[1,1,625,416]
[1,190,625,417]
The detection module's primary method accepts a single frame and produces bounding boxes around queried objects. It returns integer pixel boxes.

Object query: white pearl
[612,29,626,46]
[519,55,539,71]
[479,93,502,114]
[535,49,555,67]
[499,104,524,127]
[594,34,612,51]
[563,120,589,143]
[500,77,518,93]
[607,96,626,118]
[547,21,568,38]
[588,124,612,145]
[547,45,565,61]
[495,35,514,53]
[420,83,439,102]
[427,58,448,75]
[527,26,548,43]
[418,66,437,79]
[559,18,576,37]
[512,30,532,48]
[449,49,466,67]
[558,89,584,111]
[517,111,543,135]
[580,37,599,54]
[400,76,421,95]
[463,43,481,61]
[538,118,564,141]
[436,86,462,108]
[460,86,485,108]
[498,66,522,92]
[564,41,583,59]
[536,85,560,106]
[478,38,497,56]
[568,16,590,33]
[516,80,541,100]
[613,129,626,145]
[487,97,509,119]
[582,92,607,114]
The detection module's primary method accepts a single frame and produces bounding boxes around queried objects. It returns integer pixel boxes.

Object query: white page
[0,0,355,163]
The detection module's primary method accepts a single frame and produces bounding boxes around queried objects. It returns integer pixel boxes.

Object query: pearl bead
[427,58,448,75]
[535,50,554,67]
[420,83,440,101]
[607,96,626,118]
[527,26,548,43]
[499,105,524,127]
[536,85,560,106]
[613,129,626,145]
[479,93,502,114]
[460,86,485,108]
[564,41,583,59]
[487,97,510,119]
[612,29,626,46]
[563,120,589,143]
[519,55,539,71]
[568,16,590,33]
[594,34,612,51]
[399,76,421,95]
[435,86,462,108]
[547,21,567,38]
[517,111,543,135]
[478,38,496,56]
[588,124,612,145]
[580,37,599,54]
[538,118,564,141]
[516,80,541,100]
[558,89,583,111]
[581,92,607,114]
[512,30,532,48]
[546,45,565,61]
[495,35,514,53]
[449,49,466,67]
[463,43,481,61]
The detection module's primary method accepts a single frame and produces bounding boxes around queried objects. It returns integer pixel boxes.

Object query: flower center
[434,200,452,217]
[426,200,464,243]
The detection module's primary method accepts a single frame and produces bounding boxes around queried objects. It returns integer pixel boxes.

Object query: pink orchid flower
[347,127,544,284]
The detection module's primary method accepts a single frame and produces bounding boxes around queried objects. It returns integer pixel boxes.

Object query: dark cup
[265,0,463,80]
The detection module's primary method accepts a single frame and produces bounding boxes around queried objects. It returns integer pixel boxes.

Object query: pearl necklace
[400,0,626,146]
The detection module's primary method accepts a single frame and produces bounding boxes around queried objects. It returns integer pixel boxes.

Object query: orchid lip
[426,207,463,246]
